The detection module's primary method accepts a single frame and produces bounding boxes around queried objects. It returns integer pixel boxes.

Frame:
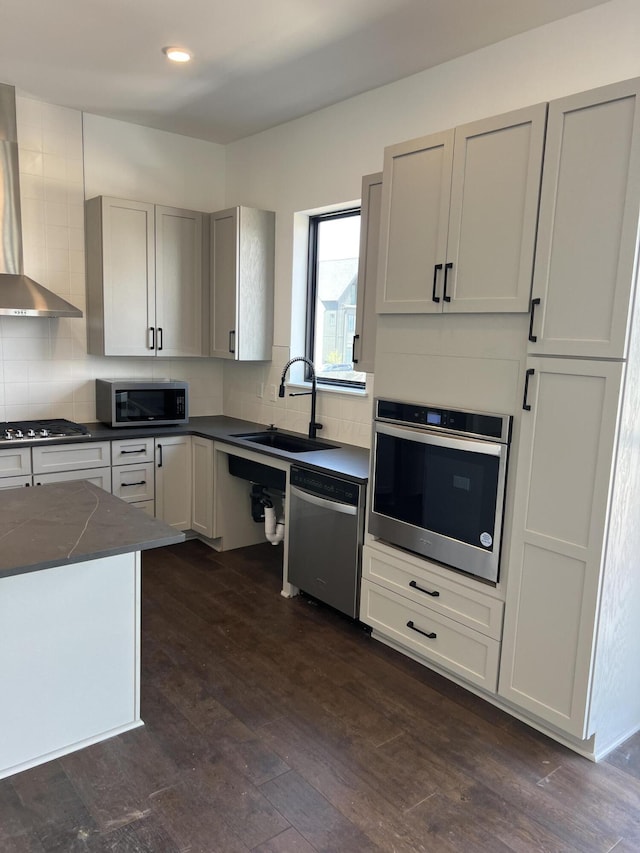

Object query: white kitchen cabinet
[111,436,155,516]
[191,436,214,538]
[32,442,111,476]
[35,467,113,491]
[352,172,382,374]
[498,357,640,753]
[0,447,32,487]
[361,541,503,691]
[210,206,275,360]
[527,78,640,359]
[377,104,546,314]
[155,435,191,531]
[86,196,209,358]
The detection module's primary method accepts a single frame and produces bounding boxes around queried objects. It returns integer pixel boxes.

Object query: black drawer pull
[407,620,436,640]
[122,480,146,487]
[528,297,541,342]
[409,580,440,597]
[432,263,442,303]
[443,262,453,302]
[120,448,146,454]
[522,367,535,411]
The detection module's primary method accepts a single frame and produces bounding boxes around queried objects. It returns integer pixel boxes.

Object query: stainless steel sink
[233,431,338,453]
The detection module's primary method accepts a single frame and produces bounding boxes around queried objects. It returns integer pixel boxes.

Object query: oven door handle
[375,422,504,457]
[290,485,358,516]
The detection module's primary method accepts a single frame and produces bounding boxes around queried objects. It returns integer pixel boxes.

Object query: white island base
[0,551,142,780]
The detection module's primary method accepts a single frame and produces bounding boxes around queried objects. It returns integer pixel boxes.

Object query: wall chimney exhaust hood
[0,83,82,318]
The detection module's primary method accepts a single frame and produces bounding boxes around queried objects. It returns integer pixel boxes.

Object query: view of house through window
[307,209,366,388]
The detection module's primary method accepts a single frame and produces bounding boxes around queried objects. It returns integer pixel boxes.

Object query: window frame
[305,206,364,390]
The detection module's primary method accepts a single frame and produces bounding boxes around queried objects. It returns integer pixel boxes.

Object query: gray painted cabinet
[377,104,546,314]
[86,196,209,357]
[353,172,382,375]
[210,206,275,360]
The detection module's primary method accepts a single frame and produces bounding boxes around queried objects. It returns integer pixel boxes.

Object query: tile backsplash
[0,96,224,425]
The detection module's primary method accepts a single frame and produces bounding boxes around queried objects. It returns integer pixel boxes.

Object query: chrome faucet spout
[279,356,322,439]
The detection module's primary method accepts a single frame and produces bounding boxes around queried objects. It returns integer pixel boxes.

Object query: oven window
[373,432,500,549]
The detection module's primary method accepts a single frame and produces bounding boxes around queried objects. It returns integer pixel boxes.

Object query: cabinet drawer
[0,475,32,489]
[0,447,32,478]
[362,544,504,640]
[112,463,155,502]
[130,500,155,518]
[33,441,111,474]
[35,467,112,491]
[111,437,155,465]
[361,579,500,692]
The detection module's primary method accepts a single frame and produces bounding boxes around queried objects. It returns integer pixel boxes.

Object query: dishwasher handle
[290,484,358,516]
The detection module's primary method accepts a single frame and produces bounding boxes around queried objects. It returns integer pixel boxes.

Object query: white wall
[222,0,640,443]
[0,100,227,424]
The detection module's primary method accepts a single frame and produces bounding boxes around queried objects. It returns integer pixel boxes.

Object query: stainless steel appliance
[0,419,91,443]
[288,465,365,618]
[369,399,512,584]
[96,379,188,427]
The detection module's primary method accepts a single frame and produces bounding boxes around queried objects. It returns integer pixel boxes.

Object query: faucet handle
[266,423,277,432]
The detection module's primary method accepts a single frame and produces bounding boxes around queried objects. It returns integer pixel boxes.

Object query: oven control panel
[375,399,511,444]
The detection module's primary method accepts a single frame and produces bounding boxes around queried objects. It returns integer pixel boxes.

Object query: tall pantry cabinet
[498,78,640,756]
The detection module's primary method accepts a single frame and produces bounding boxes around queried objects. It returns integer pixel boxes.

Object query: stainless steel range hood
[0,83,82,317]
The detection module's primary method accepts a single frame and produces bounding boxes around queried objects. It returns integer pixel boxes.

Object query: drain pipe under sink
[265,495,285,545]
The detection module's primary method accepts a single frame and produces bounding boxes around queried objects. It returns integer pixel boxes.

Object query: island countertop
[0,480,184,579]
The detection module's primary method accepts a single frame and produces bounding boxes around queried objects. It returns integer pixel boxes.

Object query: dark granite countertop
[79,416,370,483]
[0,480,185,579]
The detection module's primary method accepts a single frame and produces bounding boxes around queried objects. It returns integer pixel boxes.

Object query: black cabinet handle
[352,333,360,364]
[157,444,163,468]
[157,327,163,351]
[409,580,440,597]
[443,262,453,302]
[407,620,437,640]
[120,448,146,455]
[122,480,146,487]
[229,330,236,354]
[432,263,442,303]
[148,327,155,350]
[523,368,535,411]
[528,297,541,342]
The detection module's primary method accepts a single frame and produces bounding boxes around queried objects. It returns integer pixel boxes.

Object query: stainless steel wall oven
[369,399,512,584]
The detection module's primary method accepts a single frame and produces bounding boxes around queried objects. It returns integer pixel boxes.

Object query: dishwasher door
[287,468,364,618]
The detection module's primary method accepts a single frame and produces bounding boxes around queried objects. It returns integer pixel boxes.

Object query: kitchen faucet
[278,356,322,439]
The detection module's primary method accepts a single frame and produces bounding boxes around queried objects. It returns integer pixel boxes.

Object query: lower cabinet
[0,447,32,488]
[361,542,503,692]
[155,435,192,530]
[191,436,214,538]
[112,437,155,516]
[33,442,111,490]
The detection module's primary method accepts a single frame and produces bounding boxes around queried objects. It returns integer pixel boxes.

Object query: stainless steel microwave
[96,379,189,427]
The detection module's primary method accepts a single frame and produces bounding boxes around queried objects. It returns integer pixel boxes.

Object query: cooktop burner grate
[0,419,91,441]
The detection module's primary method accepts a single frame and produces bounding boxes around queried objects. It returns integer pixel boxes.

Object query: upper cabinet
[377,104,547,314]
[353,172,382,375]
[527,78,640,359]
[86,196,209,358]
[210,206,275,361]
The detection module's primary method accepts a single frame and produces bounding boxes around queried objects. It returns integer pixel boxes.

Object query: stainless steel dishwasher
[287,465,365,618]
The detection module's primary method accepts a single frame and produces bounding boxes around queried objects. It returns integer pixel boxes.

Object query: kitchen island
[0,480,184,780]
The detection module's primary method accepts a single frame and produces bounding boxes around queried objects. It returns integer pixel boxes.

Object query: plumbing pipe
[264,496,285,545]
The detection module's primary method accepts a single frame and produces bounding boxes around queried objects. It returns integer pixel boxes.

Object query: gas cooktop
[0,419,91,442]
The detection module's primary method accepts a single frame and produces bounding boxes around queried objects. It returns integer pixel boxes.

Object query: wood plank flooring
[2,539,640,852]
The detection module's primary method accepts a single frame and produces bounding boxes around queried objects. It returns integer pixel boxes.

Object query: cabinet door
[35,467,113,491]
[155,435,192,531]
[155,206,207,358]
[32,442,111,475]
[377,130,453,313]
[529,78,640,358]
[0,447,31,478]
[499,357,623,738]
[112,463,155,503]
[353,173,382,374]
[191,436,214,538]
[210,207,239,359]
[0,475,32,489]
[445,104,546,313]
[86,197,155,357]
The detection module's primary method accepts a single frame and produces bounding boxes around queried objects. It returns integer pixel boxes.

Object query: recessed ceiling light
[162,46,192,63]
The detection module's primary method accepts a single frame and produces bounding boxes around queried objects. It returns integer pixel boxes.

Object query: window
[306,208,366,389]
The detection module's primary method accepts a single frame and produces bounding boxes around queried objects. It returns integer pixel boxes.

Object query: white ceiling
[0,0,610,144]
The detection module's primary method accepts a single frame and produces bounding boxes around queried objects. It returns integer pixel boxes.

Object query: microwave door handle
[375,422,504,457]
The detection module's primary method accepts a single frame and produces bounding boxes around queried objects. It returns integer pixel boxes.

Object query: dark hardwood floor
[2,539,640,852]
